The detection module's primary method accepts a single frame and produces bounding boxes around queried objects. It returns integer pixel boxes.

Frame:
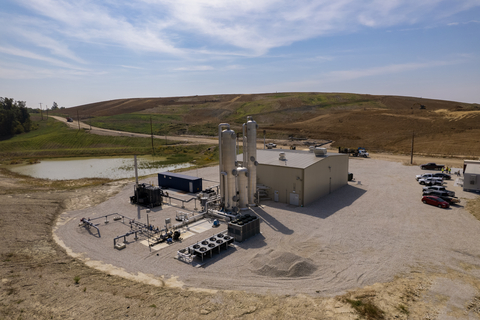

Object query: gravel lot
[55,157,480,296]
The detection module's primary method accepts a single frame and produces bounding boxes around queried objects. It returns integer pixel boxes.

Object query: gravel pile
[250,249,317,277]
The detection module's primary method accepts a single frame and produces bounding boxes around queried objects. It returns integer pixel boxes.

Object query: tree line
[0,97,34,137]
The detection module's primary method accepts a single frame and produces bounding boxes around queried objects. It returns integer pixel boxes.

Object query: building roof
[465,160,480,175]
[236,149,346,169]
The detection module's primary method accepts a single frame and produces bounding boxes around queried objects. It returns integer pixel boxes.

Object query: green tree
[0,97,33,137]
[52,102,59,110]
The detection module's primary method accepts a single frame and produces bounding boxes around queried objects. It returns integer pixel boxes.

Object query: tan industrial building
[463,160,480,192]
[237,149,349,207]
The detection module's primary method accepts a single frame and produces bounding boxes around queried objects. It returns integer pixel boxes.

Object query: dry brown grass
[466,196,480,221]
[65,93,480,157]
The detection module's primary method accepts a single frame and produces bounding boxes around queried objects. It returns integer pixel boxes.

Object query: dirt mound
[250,249,317,278]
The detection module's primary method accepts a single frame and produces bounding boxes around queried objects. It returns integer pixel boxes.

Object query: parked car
[338,147,369,158]
[422,186,455,197]
[432,172,451,180]
[422,195,450,208]
[266,143,277,149]
[418,177,443,186]
[437,195,460,205]
[420,163,445,170]
[416,173,445,181]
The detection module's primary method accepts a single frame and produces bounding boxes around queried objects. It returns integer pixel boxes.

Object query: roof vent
[313,147,327,157]
[279,152,286,160]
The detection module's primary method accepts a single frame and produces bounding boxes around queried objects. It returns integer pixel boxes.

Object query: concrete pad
[188,219,213,233]
[55,163,480,296]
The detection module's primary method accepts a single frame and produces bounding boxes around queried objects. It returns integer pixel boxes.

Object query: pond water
[7,156,192,180]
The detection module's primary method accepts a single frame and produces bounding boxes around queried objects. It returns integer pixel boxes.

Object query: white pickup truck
[416,173,444,181]
[418,177,443,186]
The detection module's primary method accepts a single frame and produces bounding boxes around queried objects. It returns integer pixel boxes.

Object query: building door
[189,182,193,193]
[290,192,299,206]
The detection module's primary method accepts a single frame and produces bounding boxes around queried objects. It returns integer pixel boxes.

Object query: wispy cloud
[448,19,480,26]
[266,59,464,90]
[0,46,86,70]
[15,0,181,55]
[120,65,145,70]
[0,60,98,79]
[11,0,480,58]
[174,65,215,71]
[324,60,456,82]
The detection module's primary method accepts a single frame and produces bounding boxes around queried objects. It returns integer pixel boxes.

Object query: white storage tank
[236,167,248,210]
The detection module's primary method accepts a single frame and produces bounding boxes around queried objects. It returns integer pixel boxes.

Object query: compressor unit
[130,183,163,208]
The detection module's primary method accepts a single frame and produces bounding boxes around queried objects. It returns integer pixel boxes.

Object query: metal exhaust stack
[218,123,237,211]
[246,116,258,206]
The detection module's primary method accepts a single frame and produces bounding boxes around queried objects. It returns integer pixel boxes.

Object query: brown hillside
[67,93,480,156]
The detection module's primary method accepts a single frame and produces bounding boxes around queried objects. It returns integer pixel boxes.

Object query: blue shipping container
[158,172,202,193]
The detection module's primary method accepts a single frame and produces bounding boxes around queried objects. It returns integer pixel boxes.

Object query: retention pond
[6,156,192,180]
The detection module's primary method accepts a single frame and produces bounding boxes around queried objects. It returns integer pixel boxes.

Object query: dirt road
[50,115,219,145]
[50,115,297,150]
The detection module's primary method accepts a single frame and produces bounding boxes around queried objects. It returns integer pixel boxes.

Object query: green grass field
[89,113,183,135]
[0,116,218,165]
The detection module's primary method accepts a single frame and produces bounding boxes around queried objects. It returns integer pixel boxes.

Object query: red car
[421,196,450,208]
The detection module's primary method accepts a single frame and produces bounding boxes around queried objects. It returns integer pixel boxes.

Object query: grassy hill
[62,93,480,157]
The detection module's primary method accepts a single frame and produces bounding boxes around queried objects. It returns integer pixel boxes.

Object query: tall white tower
[218,124,237,211]
[245,116,258,206]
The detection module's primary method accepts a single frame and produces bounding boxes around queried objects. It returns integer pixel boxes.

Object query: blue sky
[1,0,479,108]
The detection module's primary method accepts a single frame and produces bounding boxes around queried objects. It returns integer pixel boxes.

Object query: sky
[1,0,480,108]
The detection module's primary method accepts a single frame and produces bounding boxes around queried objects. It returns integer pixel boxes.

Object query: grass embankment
[89,113,186,136]
[0,167,111,193]
[82,93,377,137]
[0,116,219,168]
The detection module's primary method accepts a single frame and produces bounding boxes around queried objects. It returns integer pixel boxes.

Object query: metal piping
[234,136,238,211]
[80,218,101,237]
[173,212,205,229]
[207,209,236,221]
[134,155,139,186]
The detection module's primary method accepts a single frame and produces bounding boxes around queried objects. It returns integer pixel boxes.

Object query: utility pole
[150,115,154,155]
[410,131,415,165]
[77,109,80,130]
[39,103,43,120]
[46,107,48,121]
